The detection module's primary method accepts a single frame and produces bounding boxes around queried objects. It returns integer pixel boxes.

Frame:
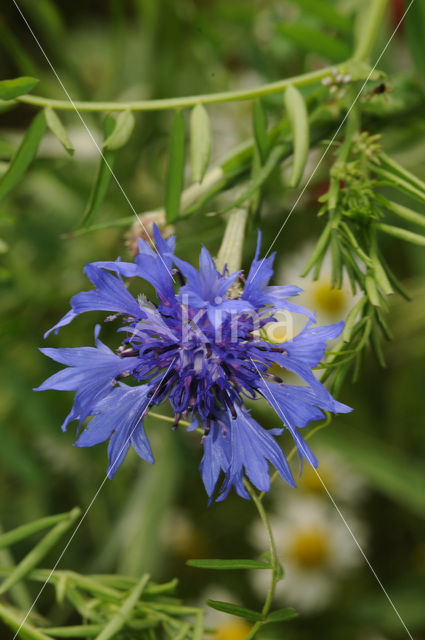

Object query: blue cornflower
[36,226,351,501]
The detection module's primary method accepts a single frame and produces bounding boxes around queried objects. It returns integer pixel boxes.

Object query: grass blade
[0,508,81,596]
[165,111,186,222]
[0,512,75,550]
[0,110,46,201]
[94,573,150,640]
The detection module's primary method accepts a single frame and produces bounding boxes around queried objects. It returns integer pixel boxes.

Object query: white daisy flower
[250,496,366,612]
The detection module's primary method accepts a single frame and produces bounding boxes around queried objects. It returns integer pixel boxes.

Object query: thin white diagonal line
[248,356,414,639]
[11,359,176,640]
[250,0,415,284]
[12,0,175,283]
[313,468,414,640]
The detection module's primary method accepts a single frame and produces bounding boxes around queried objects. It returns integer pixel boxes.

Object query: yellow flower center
[312,282,347,315]
[212,620,252,640]
[289,529,330,568]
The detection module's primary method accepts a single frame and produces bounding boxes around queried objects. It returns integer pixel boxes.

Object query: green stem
[353,0,389,62]
[17,66,335,112]
[148,411,190,428]
[243,480,279,640]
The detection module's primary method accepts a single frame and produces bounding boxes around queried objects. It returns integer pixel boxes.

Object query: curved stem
[17,66,335,112]
[243,479,279,640]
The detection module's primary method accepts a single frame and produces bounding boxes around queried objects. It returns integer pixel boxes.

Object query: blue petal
[44,310,77,339]
[75,384,153,477]
[71,264,142,317]
[92,259,140,278]
[36,338,140,431]
[131,426,154,464]
[199,247,219,297]
[199,423,231,501]
[258,381,320,467]
[217,406,295,501]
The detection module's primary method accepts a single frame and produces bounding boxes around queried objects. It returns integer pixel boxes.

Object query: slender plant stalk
[243,480,279,640]
[16,66,336,112]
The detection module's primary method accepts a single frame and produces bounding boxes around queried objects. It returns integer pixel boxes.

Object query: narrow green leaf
[289,0,351,34]
[94,573,150,640]
[44,625,105,637]
[330,230,342,288]
[370,322,386,368]
[187,558,271,570]
[340,222,372,267]
[375,306,393,341]
[341,297,367,342]
[192,612,204,640]
[365,274,381,307]
[301,221,332,276]
[0,602,52,640]
[103,110,135,150]
[206,600,263,622]
[382,198,425,230]
[370,253,393,296]
[265,607,298,623]
[376,223,425,247]
[44,107,74,155]
[190,104,211,183]
[0,110,46,201]
[380,256,411,301]
[379,153,425,199]
[0,76,39,101]
[0,511,74,550]
[277,23,351,62]
[406,2,425,89]
[340,246,359,295]
[374,166,425,206]
[0,507,81,595]
[284,85,309,188]
[252,100,268,164]
[165,111,186,222]
[55,574,68,605]
[80,115,116,227]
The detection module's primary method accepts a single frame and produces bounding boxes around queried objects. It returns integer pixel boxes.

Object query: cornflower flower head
[36,226,351,502]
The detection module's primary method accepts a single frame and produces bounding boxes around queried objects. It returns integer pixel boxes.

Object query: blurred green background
[1,1,425,639]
